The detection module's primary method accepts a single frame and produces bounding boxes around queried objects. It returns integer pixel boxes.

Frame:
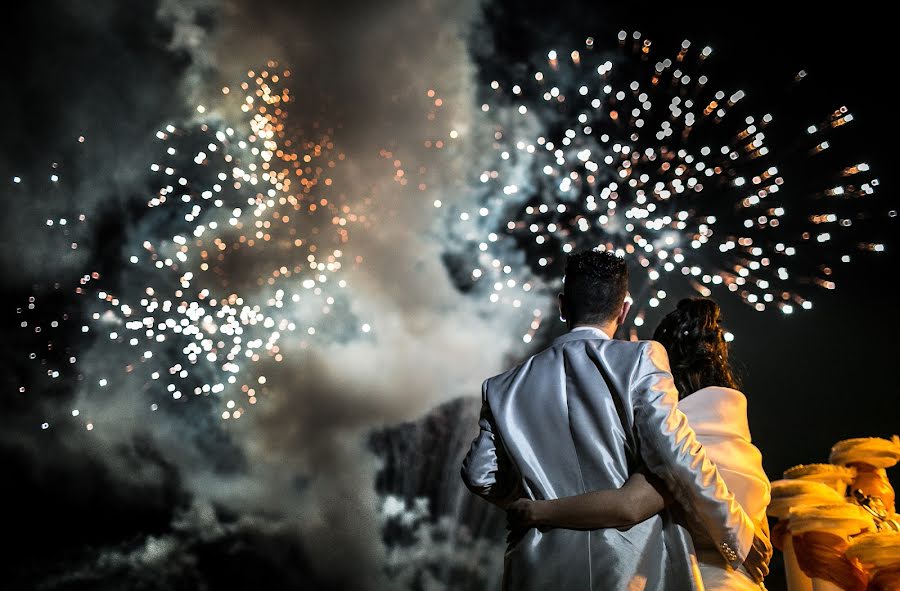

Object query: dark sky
[1,1,897,589]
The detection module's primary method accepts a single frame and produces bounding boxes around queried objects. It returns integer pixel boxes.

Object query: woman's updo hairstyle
[652,298,740,399]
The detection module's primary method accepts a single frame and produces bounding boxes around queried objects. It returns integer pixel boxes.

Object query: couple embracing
[462,249,772,590]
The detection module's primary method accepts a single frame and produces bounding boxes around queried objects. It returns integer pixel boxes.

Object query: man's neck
[570,322,617,338]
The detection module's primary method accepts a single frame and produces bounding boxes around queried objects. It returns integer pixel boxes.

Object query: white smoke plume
[16,0,527,588]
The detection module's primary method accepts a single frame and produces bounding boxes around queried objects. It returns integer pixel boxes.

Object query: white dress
[678,386,771,591]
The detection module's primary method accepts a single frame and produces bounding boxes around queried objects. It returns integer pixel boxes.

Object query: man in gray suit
[461,249,770,590]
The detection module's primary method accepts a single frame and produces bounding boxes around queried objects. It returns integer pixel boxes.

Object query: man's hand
[742,529,773,584]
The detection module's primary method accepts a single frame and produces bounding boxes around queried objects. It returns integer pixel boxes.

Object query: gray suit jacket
[461,327,755,590]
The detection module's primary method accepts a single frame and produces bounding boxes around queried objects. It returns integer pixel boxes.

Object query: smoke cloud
[4,0,521,588]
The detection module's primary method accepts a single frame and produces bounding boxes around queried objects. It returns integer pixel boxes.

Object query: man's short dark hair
[562,249,629,324]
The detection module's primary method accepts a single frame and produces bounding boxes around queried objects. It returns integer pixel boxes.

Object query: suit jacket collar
[552,325,611,346]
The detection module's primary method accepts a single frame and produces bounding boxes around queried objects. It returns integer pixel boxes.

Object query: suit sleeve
[460,380,520,507]
[631,341,755,567]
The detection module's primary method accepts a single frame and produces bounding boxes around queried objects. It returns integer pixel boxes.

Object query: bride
[507,298,772,589]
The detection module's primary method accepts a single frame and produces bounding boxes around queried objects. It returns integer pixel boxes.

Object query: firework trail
[18,63,375,428]
[446,31,889,342]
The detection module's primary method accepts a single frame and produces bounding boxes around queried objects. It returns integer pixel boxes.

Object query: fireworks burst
[450,31,889,342]
[17,62,374,428]
[14,33,894,431]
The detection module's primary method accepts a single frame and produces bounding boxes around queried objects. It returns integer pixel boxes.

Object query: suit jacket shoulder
[484,336,653,403]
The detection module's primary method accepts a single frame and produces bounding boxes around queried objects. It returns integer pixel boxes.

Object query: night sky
[2,1,897,590]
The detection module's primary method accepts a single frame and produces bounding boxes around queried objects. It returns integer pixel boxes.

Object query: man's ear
[616,298,632,326]
[557,292,566,322]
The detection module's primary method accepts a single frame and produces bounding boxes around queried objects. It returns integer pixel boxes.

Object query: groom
[461,249,770,590]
